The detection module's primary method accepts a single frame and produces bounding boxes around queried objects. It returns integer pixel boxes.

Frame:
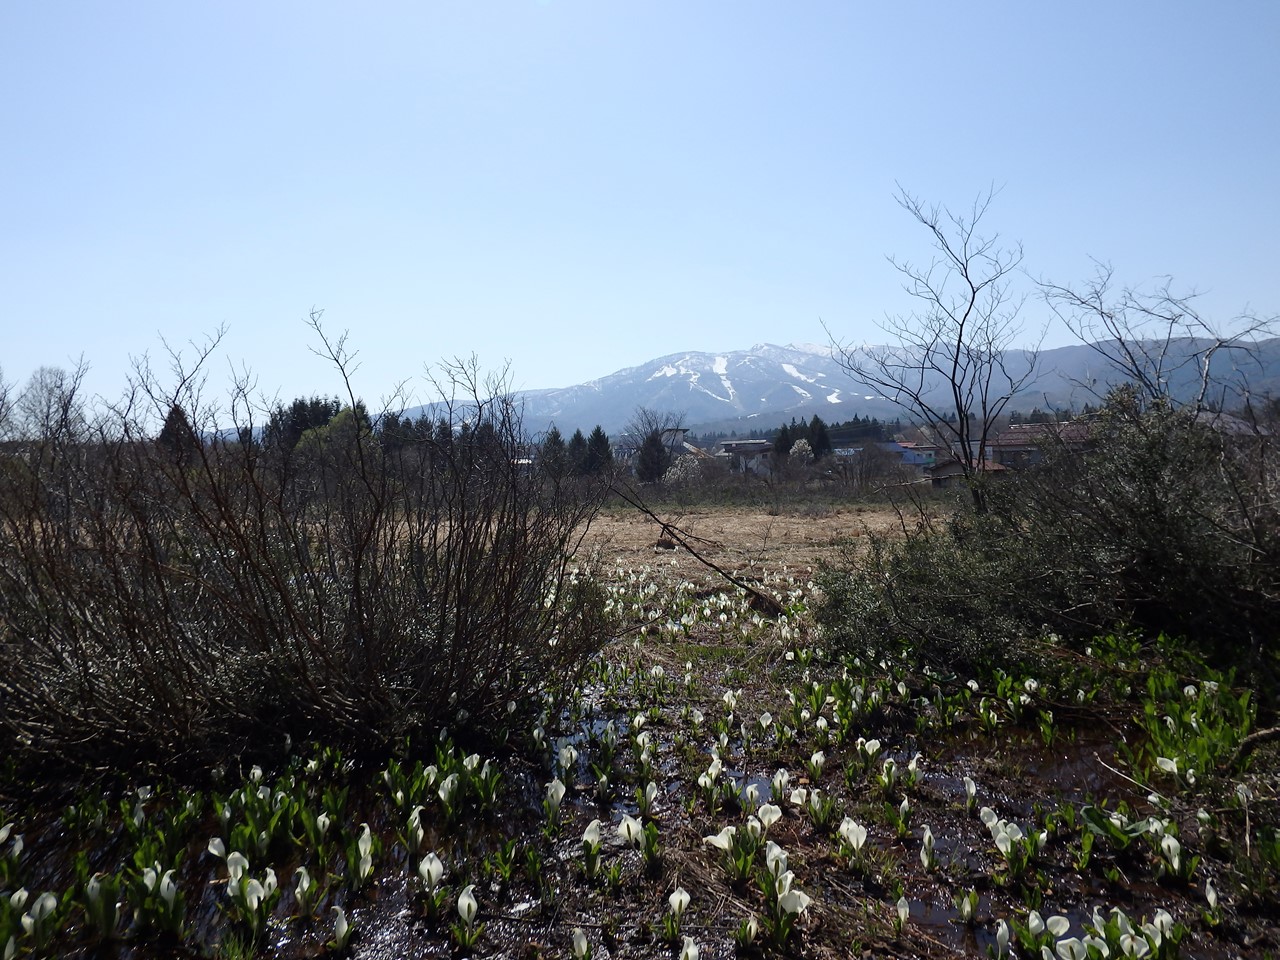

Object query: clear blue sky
[3,1,1277,412]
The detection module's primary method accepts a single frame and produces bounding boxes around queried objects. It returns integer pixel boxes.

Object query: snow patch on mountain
[781,363,818,384]
[691,383,725,403]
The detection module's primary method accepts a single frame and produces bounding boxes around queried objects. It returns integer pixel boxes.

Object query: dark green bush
[814,509,1059,675]
[816,388,1280,688]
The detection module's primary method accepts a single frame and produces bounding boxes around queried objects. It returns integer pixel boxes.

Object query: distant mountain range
[408,338,1280,437]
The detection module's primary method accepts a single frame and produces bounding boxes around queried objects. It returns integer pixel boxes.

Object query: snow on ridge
[826,390,843,404]
[786,342,834,358]
[648,365,679,380]
[789,384,812,399]
[712,356,728,375]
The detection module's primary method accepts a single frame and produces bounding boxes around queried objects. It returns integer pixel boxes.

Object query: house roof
[719,439,774,454]
[989,421,1094,446]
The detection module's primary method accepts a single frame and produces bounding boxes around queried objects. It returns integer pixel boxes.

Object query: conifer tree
[567,428,588,475]
[157,402,200,465]
[775,423,794,457]
[379,411,418,452]
[263,396,342,453]
[433,417,453,445]
[582,425,613,476]
[635,429,670,483]
[541,425,568,480]
[808,414,833,458]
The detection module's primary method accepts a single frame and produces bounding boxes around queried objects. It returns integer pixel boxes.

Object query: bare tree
[830,188,1039,510]
[626,406,686,450]
[1040,263,1276,413]
[623,406,687,483]
[0,366,12,439]
[13,364,90,442]
[626,406,684,434]
[843,441,907,494]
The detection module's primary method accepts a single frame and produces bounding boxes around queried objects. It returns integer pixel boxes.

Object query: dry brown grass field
[580,503,905,587]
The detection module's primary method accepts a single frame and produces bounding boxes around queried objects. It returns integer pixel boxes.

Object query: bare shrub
[0,339,613,773]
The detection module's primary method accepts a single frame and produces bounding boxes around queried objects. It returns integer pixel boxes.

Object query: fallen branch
[1233,725,1280,767]
[611,484,786,618]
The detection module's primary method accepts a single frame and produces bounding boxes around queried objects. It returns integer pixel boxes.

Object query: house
[716,439,774,477]
[987,421,1094,468]
[879,441,935,473]
[660,427,692,456]
[669,432,716,465]
[615,427,692,465]
[832,441,935,477]
[896,441,940,468]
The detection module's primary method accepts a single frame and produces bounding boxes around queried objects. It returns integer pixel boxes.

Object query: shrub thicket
[0,361,614,774]
[817,387,1280,691]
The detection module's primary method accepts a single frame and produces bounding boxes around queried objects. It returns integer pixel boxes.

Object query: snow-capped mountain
[516,342,884,435]
[406,337,1280,437]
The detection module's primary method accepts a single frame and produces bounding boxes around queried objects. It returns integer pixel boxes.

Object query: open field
[581,504,907,584]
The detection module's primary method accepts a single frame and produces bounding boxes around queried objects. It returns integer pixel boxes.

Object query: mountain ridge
[405,338,1280,437]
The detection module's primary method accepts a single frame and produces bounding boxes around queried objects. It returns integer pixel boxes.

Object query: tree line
[169,397,619,479]
[771,414,899,459]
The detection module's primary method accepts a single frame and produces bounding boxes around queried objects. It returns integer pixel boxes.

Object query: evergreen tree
[582,425,613,476]
[157,402,200,465]
[541,426,568,480]
[775,423,794,457]
[469,420,499,453]
[827,415,886,446]
[808,414,833,458]
[379,411,417,452]
[635,429,671,484]
[567,429,588,475]
[422,417,453,473]
[433,418,454,446]
[263,396,342,453]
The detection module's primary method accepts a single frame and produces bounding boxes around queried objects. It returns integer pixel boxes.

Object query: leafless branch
[829,187,1041,510]
[1040,264,1277,414]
